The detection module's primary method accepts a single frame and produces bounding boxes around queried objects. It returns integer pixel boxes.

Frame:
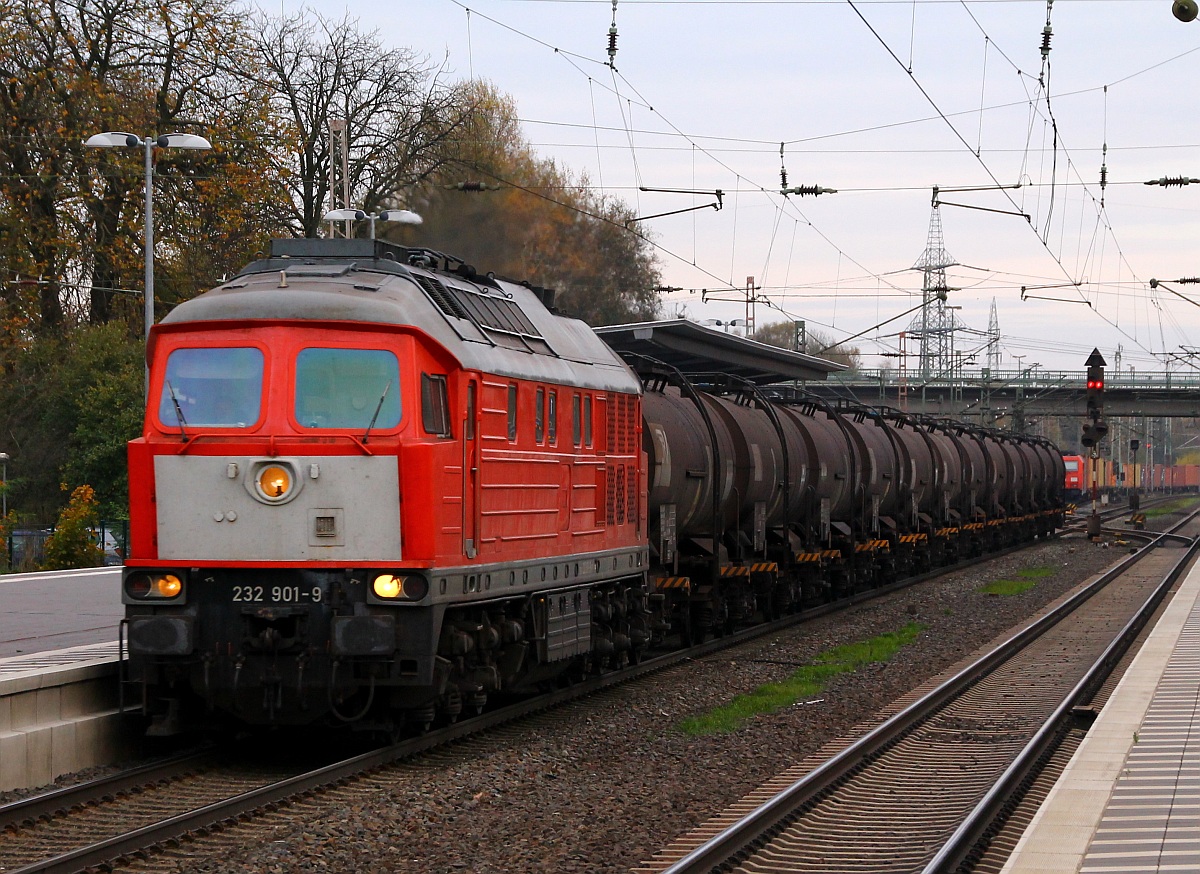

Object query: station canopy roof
[596,319,844,385]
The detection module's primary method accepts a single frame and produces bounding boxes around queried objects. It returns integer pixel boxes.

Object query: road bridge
[801,369,1200,421]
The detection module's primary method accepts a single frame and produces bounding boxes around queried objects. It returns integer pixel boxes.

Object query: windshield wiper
[362,380,392,444]
[165,379,189,442]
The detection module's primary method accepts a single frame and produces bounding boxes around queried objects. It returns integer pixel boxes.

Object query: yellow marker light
[373,574,402,599]
[258,465,292,499]
[125,572,185,600]
[156,574,183,598]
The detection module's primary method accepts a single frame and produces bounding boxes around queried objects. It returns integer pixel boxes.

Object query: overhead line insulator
[781,185,837,197]
[1144,176,1200,187]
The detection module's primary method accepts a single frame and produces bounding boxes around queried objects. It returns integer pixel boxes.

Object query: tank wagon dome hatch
[159,237,639,394]
[596,319,844,384]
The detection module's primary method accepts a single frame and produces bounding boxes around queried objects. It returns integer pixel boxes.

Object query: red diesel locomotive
[122,238,1064,734]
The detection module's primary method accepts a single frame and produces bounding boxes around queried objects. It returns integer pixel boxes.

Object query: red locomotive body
[124,239,647,731]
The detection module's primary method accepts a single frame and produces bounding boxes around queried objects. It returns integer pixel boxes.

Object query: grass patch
[1145,498,1197,519]
[979,579,1036,596]
[677,622,925,736]
[979,565,1055,596]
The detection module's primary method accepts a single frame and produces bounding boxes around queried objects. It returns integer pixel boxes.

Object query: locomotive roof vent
[410,270,553,354]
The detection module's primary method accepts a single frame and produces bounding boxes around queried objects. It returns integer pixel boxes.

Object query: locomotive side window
[507,384,518,442]
[535,388,545,443]
[548,390,558,444]
[584,394,593,448]
[295,349,400,430]
[466,382,477,439]
[572,393,582,447]
[421,374,451,437]
[159,347,263,429]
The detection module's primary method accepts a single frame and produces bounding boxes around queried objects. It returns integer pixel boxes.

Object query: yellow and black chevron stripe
[795,549,842,563]
[720,561,780,577]
[655,576,691,592]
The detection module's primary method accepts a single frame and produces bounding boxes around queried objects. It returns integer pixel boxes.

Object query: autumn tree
[41,484,104,570]
[0,323,142,522]
[403,82,662,326]
[0,0,290,337]
[253,10,477,237]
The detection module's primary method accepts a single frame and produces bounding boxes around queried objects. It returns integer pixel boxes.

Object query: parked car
[91,528,124,566]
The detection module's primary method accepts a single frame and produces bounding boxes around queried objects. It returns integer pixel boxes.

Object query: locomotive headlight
[247,459,303,505]
[373,574,402,598]
[371,573,429,601]
[125,572,185,600]
[258,465,292,498]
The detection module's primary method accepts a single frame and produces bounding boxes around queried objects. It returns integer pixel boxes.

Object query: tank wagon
[121,238,1064,735]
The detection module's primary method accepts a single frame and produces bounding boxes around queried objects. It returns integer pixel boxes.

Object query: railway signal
[1086,352,1105,416]
[1081,420,1108,448]
[1083,348,1108,539]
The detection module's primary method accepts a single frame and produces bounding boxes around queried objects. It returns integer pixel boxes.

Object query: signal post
[1081,349,1108,539]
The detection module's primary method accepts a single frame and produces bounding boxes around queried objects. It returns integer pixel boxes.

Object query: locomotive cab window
[421,374,451,437]
[295,348,400,430]
[548,390,558,445]
[159,347,264,429]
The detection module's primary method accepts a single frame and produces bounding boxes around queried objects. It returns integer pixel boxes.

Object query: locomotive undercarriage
[124,567,655,735]
[421,577,652,731]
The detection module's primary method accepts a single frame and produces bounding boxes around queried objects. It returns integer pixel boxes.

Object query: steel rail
[922,512,1200,873]
[0,748,215,833]
[657,519,1196,874]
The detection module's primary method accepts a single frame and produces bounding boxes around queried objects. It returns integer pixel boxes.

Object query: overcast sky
[280,0,1200,375]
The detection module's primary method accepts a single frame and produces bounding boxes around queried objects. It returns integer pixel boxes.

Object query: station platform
[1002,555,1200,873]
[0,566,122,657]
[0,568,128,791]
[0,642,126,792]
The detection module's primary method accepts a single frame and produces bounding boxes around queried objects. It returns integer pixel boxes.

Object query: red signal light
[1087,379,1104,390]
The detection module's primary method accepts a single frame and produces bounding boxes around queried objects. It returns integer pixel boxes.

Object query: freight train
[121,238,1065,735]
[1063,453,1200,498]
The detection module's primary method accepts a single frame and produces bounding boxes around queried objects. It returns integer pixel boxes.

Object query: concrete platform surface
[1002,557,1200,873]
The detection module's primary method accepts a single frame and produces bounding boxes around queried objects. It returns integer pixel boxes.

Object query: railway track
[0,530,1093,874]
[637,510,1200,874]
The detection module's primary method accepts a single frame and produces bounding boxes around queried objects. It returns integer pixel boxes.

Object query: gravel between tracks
[0,532,1136,871]
[117,533,1124,874]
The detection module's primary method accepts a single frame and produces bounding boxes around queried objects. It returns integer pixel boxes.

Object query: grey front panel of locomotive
[154,455,401,560]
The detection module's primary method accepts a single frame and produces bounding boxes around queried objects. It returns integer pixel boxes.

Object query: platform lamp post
[1,451,8,569]
[84,132,212,394]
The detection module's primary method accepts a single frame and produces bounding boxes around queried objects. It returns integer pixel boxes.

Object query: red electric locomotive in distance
[123,237,1064,735]
[1063,454,1085,497]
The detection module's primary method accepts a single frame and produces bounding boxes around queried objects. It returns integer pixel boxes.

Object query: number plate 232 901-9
[231,585,323,604]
